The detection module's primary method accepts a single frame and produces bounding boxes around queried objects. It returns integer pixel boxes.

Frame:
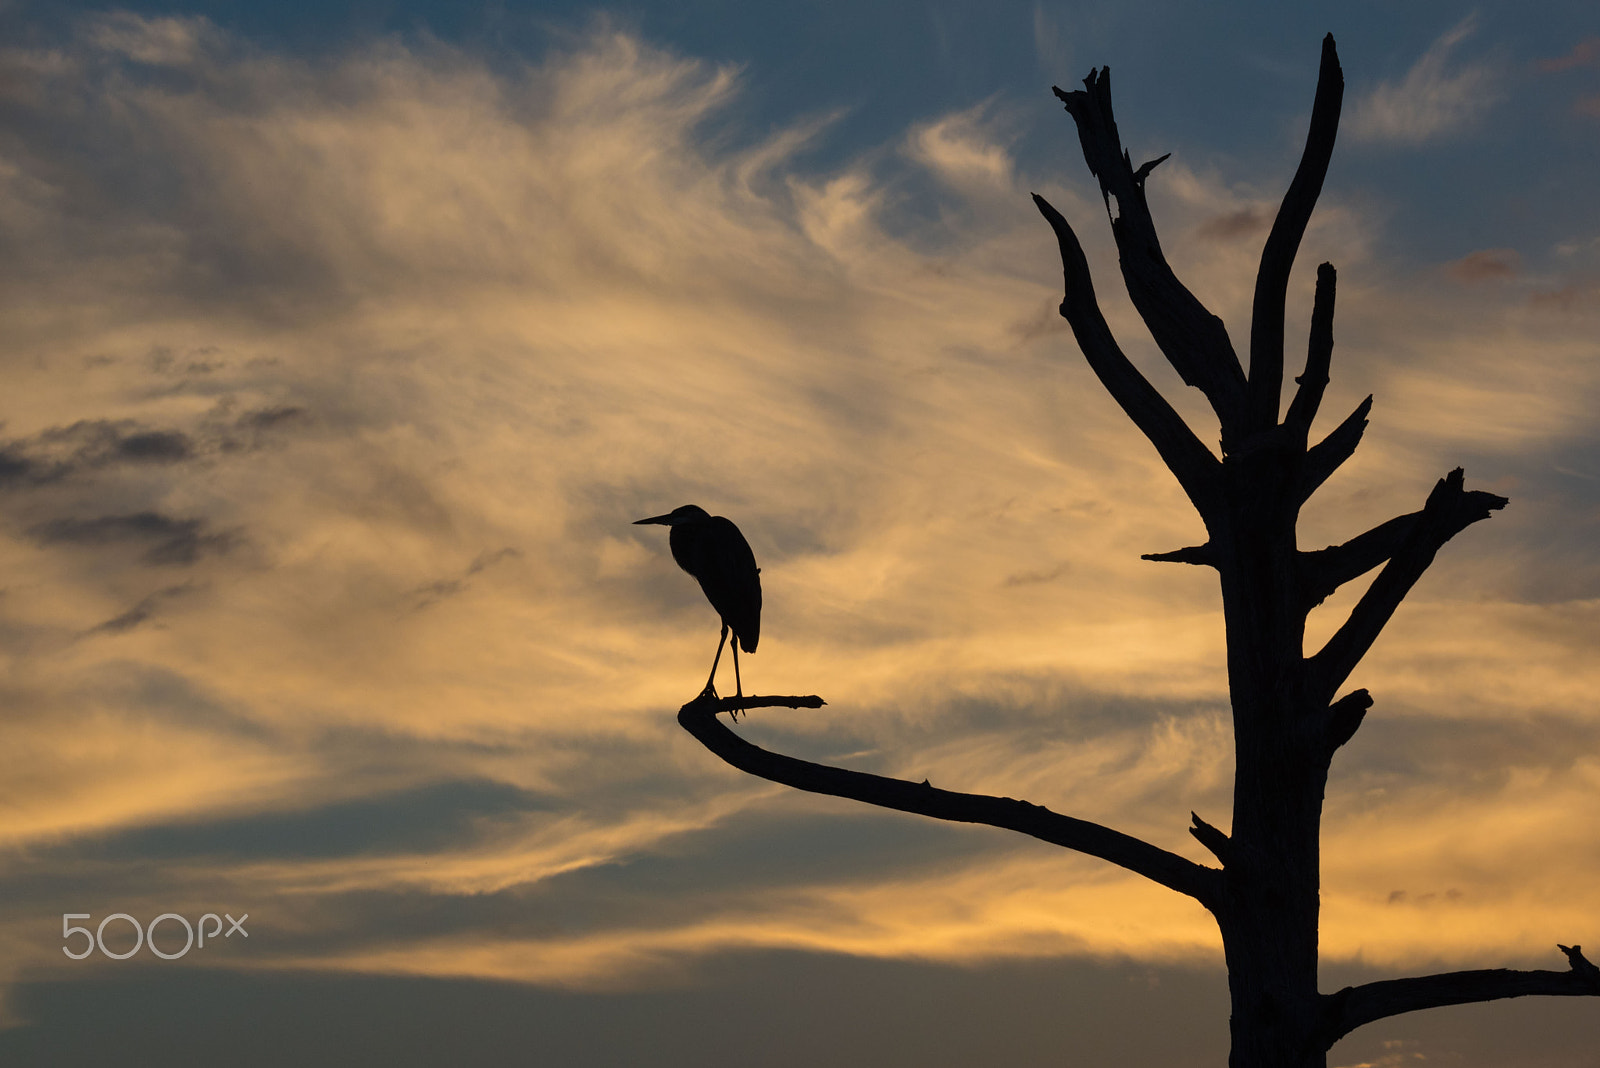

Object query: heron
[634,504,761,700]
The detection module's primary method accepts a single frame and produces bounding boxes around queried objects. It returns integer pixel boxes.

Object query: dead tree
[673,35,1600,1067]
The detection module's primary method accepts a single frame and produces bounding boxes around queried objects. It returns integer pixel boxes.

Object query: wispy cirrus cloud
[1350,15,1500,143]
[0,13,1594,1022]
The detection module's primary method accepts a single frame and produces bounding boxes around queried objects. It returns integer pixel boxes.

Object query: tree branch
[1188,811,1232,867]
[1248,35,1343,432]
[1296,393,1371,504]
[1322,945,1600,1048]
[1321,688,1372,754]
[717,694,827,711]
[679,692,1222,906]
[1298,511,1419,608]
[1308,469,1508,700]
[1052,73,1247,439]
[1284,262,1338,444]
[1034,193,1220,509]
[1143,543,1217,567]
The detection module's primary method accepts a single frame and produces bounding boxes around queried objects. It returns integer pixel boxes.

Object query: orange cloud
[1444,247,1521,283]
[0,16,1596,1008]
[1536,36,1600,73]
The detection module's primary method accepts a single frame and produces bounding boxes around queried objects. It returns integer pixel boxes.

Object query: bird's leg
[703,624,729,699]
[732,639,743,700]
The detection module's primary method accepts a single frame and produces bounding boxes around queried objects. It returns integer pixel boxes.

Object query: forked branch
[679,692,1222,905]
[1299,510,1419,607]
[1321,945,1600,1048]
[1308,468,1508,700]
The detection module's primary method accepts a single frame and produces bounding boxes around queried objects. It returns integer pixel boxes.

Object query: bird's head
[633,504,711,527]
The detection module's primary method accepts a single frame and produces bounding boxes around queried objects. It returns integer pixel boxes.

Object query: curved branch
[1248,34,1344,432]
[1052,73,1247,438]
[1321,945,1600,1048]
[1033,193,1220,512]
[679,692,1222,906]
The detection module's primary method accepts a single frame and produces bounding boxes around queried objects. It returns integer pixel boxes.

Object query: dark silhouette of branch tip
[1142,543,1218,567]
[1189,811,1232,866]
[1246,32,1342,432]
[1558,945,1600,981]
[1133,153,1171,184]
[1325,944,1600,1044]
[1325,689,1373,752]
[1299,393,1372,503]
[1286,262,1338,437]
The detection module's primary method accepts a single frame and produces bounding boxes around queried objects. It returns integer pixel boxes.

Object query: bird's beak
[634,513,674,525]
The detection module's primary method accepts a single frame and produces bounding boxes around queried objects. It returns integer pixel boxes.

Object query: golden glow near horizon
[0,14,1597,1013]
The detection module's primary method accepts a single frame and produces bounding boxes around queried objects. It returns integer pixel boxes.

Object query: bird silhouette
[634,505,761,700]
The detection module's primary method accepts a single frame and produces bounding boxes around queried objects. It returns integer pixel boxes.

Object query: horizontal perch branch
[712,694,826,712]
[678,692,1221,905]
[1321,945,1600,1047]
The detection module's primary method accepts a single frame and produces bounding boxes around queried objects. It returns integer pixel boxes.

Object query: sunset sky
[1,2,1598,1064]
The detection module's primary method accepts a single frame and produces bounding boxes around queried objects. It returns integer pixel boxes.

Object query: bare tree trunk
[1215,484,1323,1067]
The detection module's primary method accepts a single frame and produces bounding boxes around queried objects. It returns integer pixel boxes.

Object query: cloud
[88,582,197,634]
[83,12,215,67]
[1536,36,1600,74]
[1444,247,1520,283]
[27,512,236,565]
[0,406,306,488]
[66,777,559,861]
[0,14,1594,1014]
[1529,281,1600,311]
[1192,207,1269,242]
[1350,16,1500,143]
[906,103,1015,196]
[0,420,194,486]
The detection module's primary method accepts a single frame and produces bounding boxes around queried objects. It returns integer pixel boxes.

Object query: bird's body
[666,514,760,654]
[635,504,762,698]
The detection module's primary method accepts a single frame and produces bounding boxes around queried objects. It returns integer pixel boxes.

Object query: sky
[0,1,1597,1065]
